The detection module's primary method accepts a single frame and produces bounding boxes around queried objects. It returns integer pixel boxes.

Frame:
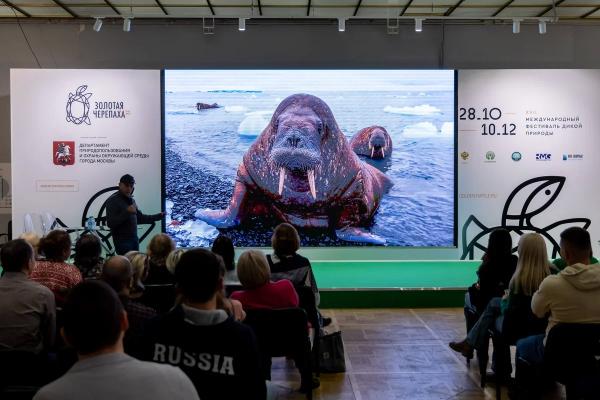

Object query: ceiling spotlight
[239,18,246,31]
[123,17,131,32]
[415,18,424,33]
[338,18,346,32]
[512,19,520,34]
[93,18,103,32]
[539,20,546,34]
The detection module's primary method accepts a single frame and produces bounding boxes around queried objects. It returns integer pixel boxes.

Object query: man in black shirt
[141,249,266,400]
[105,174,163,255]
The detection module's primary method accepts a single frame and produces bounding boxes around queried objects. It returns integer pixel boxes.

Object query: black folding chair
[478,294,548,399]
[140,284,177,314]
[544,323,600,399]
[0,351,46,400]
[244,308,314,399]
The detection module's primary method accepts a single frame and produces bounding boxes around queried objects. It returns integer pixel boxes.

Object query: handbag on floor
[318,330,346,373]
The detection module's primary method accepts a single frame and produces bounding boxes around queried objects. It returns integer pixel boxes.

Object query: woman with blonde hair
[145,233,176,284]
[124,251,149,299]
[450,233,550,361]
[231,250,299,310]
[166,248,186,276]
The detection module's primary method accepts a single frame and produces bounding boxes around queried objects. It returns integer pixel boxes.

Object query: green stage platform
[0,260,481,308]
[312,260,480,308]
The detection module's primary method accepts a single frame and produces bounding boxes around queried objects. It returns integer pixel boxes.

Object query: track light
[239,18,246,31]
[512,19,520,34]
[338,18,346,32]
[415,18,424,32]
[538,20,546,34]
[93,18,103,32]
[123,17,131,32]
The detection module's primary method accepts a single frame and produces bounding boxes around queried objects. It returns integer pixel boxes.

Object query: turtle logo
[66,85,92,125]
[461,176,591,260]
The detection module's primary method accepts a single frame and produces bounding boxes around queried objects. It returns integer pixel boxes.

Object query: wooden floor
[267,308,564,400]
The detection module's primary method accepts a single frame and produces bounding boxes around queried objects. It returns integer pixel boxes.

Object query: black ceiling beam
[206,0,215,15]
[353,0,362,16]
[444,0,465,16]
[537,0,565,16]
[2,0,31,17]
[103,0,120,15]
[399,0,413,16]
[581,5,600,18]
[306,0,311,16]
[491,0,514,16]
[155,0,168,15]
[257,0,262,15]
[52,0,78,17]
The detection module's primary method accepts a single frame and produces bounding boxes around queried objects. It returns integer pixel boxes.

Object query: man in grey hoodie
[516,227,600,368]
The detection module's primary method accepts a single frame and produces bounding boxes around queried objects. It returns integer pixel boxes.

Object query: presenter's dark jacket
[105,191,161,242]
[139,305,266,400]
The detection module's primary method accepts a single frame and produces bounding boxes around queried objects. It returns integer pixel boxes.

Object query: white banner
[10,69,162,251]
[458,69,600,259]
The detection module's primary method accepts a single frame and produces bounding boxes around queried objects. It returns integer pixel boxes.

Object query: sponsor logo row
[460,151,584,162]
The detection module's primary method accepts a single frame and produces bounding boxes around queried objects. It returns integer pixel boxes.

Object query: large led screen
[164,70,455,247]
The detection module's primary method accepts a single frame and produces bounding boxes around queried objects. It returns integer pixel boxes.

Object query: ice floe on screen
[383,104,441,116]
[224,106,248,113]
[440,122,454,137]
[238,113,271,137]
[403,122,440,138]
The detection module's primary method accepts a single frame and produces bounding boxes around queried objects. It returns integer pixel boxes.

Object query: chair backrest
[544,323,600,385]
[244,308,310,357]
[501,294,547,344]
[244,307,313,398]
[0,351,46,388]
[141,284,177,314]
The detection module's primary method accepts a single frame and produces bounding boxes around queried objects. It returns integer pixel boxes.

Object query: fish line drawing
[461,176,591,260]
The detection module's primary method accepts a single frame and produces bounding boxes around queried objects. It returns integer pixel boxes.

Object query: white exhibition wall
[458,70,600,258]
[10,69,162,251]
[3,22,600,260]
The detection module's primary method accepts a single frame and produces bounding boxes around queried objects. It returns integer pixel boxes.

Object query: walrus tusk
[307,169,317,200]
[278,167,285,196]
[371,147,375,158]
[382,149,385,158]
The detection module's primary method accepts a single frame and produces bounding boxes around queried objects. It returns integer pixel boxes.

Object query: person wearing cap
[106,174,163,255]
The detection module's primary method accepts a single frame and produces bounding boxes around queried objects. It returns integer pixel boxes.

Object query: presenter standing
[106,174,163,255]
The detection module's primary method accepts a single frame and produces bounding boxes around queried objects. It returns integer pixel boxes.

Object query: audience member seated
[0,239,56,354]
[141,249,266,400]
[450,233,550,362]
[30,230,82,305]
[145,233,176,285]
[73,233,103,280]
[100,256,157,354]
[20,232,41,260]
[466,228,518,316]
[267,223,330,326]
[231,250,299,310]
[125,251,149,299]
[212,235,238,283]
[516,227,600,384]
[33,281,199,400]
[165,248,185,276]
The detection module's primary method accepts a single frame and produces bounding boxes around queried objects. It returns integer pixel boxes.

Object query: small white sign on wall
[0,163,11,215]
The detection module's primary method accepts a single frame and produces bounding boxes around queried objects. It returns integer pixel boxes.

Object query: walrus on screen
[195,93,392,244]
[350,126,393,160]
